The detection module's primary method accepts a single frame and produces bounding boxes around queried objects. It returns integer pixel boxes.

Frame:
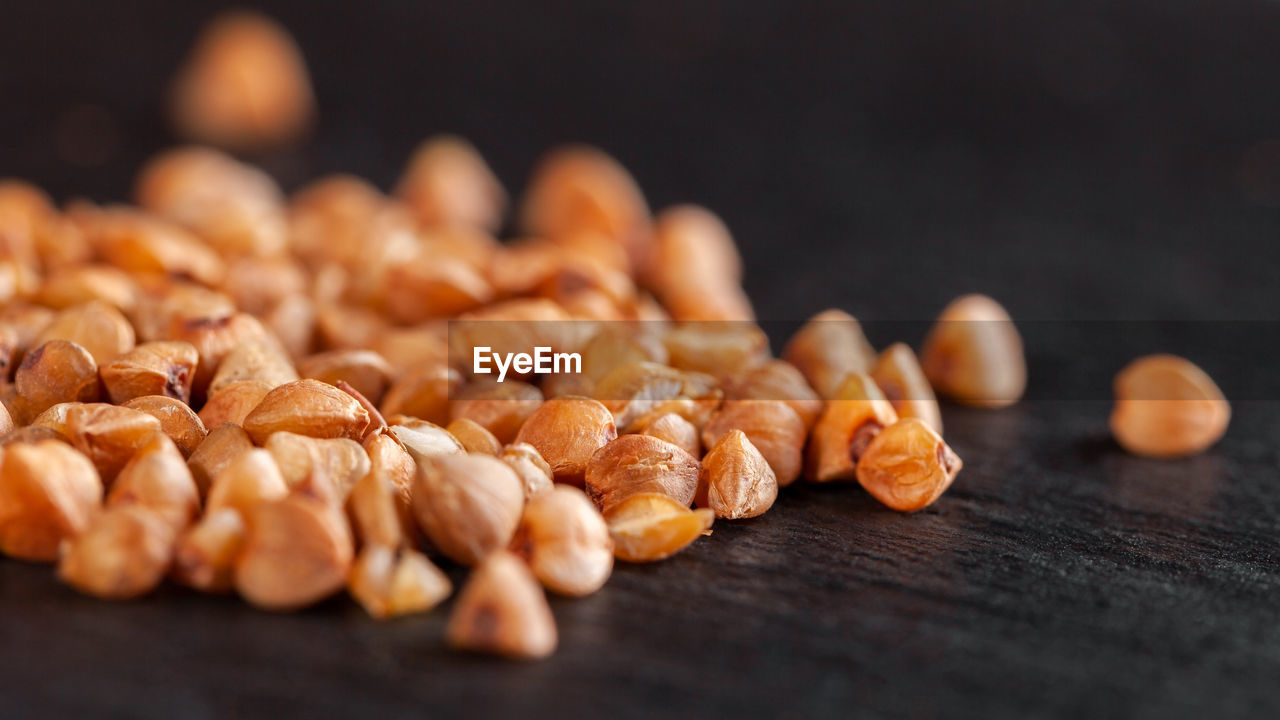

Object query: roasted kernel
[394,135,506,232]
[513,396,618,486]
[187,423,254,499]
[170,11,314,150]
[446,418,502,456]
[446,549,558,659]
[235,492,354,611]
[100,341,199,404]
[871,343,943,435]
[121,395,207,457]
[348,544,452,620]
[79,206,225,287]
[107,433,200,531]
[579,327,668,382]
[646,206,752,322]
[263,432,369,499]
[198,379,272,428]
[449,379,543,445]
[662,322,770,379]
[806,373,899,483]
[379,364,460,426]
[500,442,555,500]
[242,379,371,444]
[172,507,245,593]
[782,309,877,399]
[363,428,418,543]
[1109,354,1230,458]
[134,146,288,258]
[297,349,395,406]
[37,264,139,313]
[513,485,613,597]
[34,300,135,366]
[13,339,100,421]
[722,359,823,430]
[921,294,1026,408]
[206,448,288,516]
[57,504,177,600]
[855,418,962,512]
[702,400,806,487]
[0,439,102,562]
[604,493,714,563]
[207,336,298,396]
[383,254,493,323]
[166,311,267,395]
[411,453,524,566]
[63,403,163,485]
[584,434,700,512]
[634,412,700,457]
[697,430,778,519]
[519,145,650,269]
[348,468,404,549]
[263,294,317,361]
[223,256,307,316]
[592,361,713,430]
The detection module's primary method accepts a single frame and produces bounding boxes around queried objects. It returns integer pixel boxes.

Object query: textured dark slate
[1,2,1278,718]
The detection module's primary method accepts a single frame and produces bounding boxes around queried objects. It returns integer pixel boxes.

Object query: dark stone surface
[1,2,1278,718]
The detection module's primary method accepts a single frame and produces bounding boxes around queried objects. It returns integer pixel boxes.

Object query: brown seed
[513,395,618,486]
[446,549,558,659]
[446,418,502,456]
[242,379,371,444]
[697,430,778,519]
[662,322,770,379]
[604,493,714,563]
[348,544,452,620]
[513,485,613,596]
[207,337,299,396]
[411,453,524,566]
[297,349,395,406]
[722,359,823,430]
[121,395,207,457]
[107,433,200,531]
[198,380,273,428]
[584,434,700,512]
[634,412,700,457]
[383,254,494,324]
[369,323,448,377]
[172,507,246,593]
[1109,354,1230,458]
[579,327,668,382]
[806,373,900,483]
[520,145,650,269]
[782,309,877,399]
[167,312,268,397]
[13,339,100,421]
[646,206,753,322]
[170,11,314,150]
[0,304,55,359]
[856,418,962,512]
[263,432,370,499]
[363,428,418,544]
[702,400,806,487]
[626,396,720,435]
[449,379,544,445]
[921,294,1027,408]
[394,135,507,233]
[235,492,354,611]
[347,468,404,549]
[500,442,555,500]
[63,403,163,485]
[134,146,289,258]
[0,439,102,562]
[101,341,199,404]
[34,300,135,366]
[223,256,307,316]
[0,402,14,437]
[57,504,177,600]
[379,364,461,426]
[37,264,139,313]
[592,361,716,430]
[186,423,253,499]
[264,294,317,360]
[206,448,288,516]
[79,205,226,287]
[871,343,943,435]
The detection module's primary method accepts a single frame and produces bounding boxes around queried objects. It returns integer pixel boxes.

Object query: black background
[2,2,1279,718]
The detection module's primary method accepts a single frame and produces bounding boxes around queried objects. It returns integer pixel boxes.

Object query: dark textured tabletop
[2,2,1279,718]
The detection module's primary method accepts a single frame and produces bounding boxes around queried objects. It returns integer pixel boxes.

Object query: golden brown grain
[198,379,272,428]
[411,453,524,566]
[449,379,544,445]
[871,343,943,435]
[394,135,506,233]
[604,493,715,563]
[62,403,163,485]
[584,434,700,512]
[57,504,177,600]
[172,507,246,593]
[0,439,102,562]
[702,400,806,487]
[856,418,962,512]
[348,544,452,620]
[513,485,613,596]
[121,395,207,457]
[107,433,200,531]
[513,395,618,486]
[446,549,558,659]
[697,430,778,519]
[921,294,1026,408]
[242,378,371,444]
[1109,354,1230,458]
[186,422,253,499]
[782,309,877,399]
[806,373,900,483]
[234,492,354,611]
[446,418,502,456]
[500,442,555,500]
[13,339,100,421]
[101,341,199,404]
